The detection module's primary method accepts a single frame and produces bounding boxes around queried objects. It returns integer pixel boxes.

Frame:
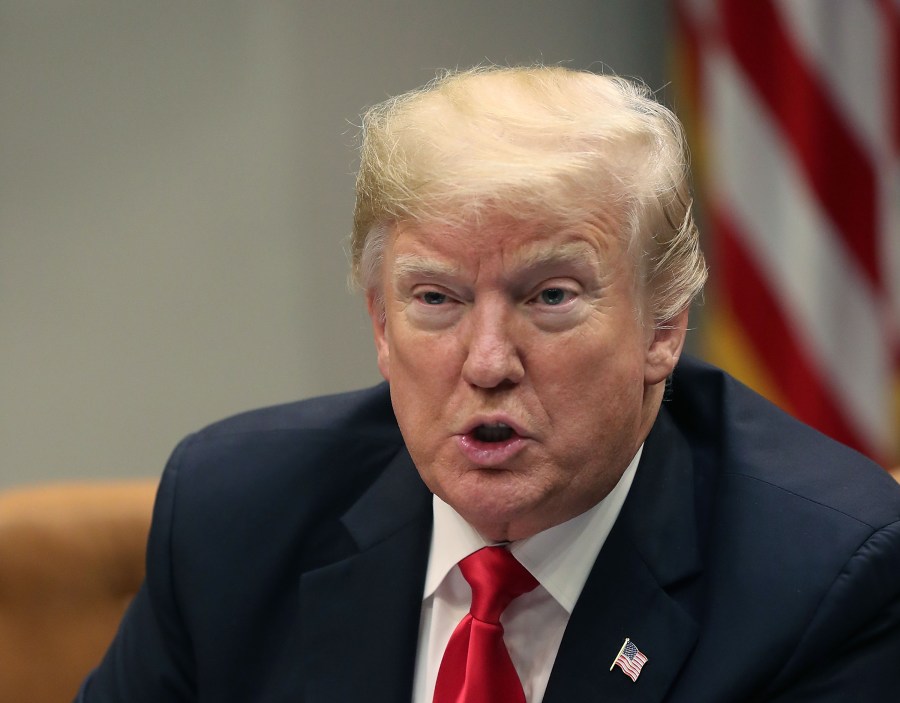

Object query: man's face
[368,216,686,541]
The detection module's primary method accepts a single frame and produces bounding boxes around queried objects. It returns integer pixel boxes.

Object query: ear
[644,307,689,385]
[367,290,390,382]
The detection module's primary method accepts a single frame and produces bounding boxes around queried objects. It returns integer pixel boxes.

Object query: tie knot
[458,546,538,624]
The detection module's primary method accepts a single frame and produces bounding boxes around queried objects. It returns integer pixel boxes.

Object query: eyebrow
[389,240,603,283]
[514,241,603,276]
[391,254,462,280]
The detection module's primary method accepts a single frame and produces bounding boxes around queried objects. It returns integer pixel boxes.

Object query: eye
[537,288,570,306]
[421,291,447,305]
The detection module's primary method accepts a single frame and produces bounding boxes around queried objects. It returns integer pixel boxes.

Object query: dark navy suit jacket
[77,357,900,701]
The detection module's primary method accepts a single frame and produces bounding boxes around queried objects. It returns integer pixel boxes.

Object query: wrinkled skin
[368,217,687,541]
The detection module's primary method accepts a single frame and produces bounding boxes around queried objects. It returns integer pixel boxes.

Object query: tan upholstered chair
[0,480,157,703]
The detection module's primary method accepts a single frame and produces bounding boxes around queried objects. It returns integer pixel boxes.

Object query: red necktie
[433,546,539,703]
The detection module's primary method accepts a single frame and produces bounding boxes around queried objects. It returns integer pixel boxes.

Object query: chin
[444,477,549,537]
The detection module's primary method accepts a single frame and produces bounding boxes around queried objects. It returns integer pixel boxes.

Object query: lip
[459,414,529,438]
[455,414,530,467]
[455,434,527,467]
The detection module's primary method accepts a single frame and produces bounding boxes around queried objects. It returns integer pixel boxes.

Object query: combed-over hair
[351,65,706,325]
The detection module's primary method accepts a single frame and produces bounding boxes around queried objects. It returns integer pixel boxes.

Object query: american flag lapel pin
[610,637,648,682]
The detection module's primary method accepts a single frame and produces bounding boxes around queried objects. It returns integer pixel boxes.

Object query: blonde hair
[351,65,706,325]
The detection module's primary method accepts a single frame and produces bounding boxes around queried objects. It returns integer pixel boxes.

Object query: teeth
[474,423,513,443]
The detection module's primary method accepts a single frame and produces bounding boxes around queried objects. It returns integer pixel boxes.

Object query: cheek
[390,323,462,381]
[386,331,461,437]
[532,332,647,420]
[541,323,642,376]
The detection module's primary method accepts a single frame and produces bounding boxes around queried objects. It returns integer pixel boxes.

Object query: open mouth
[472,422,515,443]
[457,420,527,466]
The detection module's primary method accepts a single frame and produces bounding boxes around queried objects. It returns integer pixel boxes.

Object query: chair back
[0,480,156,703]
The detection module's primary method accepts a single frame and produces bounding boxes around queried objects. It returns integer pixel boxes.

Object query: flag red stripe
[719,0,882,290]
[712,207,876,459]
[616,660,643,680]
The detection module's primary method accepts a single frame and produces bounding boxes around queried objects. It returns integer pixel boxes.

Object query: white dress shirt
[412,445,642,703]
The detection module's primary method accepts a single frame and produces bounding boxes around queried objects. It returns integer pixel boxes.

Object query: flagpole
[609,638,630,671]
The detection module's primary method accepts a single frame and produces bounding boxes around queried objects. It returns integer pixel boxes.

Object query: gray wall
[1,1,668,488]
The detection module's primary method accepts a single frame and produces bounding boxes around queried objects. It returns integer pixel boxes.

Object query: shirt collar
[422,444,643,613]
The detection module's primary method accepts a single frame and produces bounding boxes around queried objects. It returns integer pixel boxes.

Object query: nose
[461,299,525,389]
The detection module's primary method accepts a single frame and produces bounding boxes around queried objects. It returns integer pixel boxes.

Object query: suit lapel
[544,408,703,702]
[297,447,433,703]
[296,406,703,703]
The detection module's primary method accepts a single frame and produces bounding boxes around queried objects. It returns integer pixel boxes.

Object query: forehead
[384,214,626,279]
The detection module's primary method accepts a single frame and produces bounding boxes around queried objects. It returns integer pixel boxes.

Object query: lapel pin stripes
[610,638,648,682]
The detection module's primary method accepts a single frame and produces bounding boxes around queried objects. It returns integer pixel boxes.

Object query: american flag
[611,638,648,682]
[674,0,900,468]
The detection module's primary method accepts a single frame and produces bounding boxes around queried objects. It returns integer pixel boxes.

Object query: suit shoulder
[191,382,399,443]
[154,382,408,555]
[663,359,900,699]
[669,356,900,529]
[159,382,403,508]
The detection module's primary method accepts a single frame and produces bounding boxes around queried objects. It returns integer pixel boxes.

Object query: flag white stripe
[881,163,900,332]
[681,0,716,29]
[775,0,889,161]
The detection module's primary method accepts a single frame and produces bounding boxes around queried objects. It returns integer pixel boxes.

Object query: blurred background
[1,0,897,489]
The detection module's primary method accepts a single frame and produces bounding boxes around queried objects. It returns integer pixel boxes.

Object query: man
[78,66,900,702]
